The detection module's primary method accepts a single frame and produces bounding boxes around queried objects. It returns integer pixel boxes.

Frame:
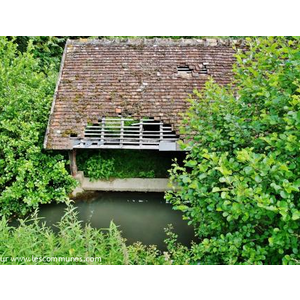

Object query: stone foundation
[71,171,176,197]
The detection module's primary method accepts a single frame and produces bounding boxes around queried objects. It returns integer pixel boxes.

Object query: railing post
[120,117,124,147]
[101,117,105,143]
[139,119,143,148]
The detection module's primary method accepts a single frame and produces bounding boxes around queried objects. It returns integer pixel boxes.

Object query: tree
[0,37,76,217]
[166,37,300,264]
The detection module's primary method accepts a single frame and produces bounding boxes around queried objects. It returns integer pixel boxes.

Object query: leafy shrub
[166,37,300,265]
[11,36,88,71]
[0,205,191,265]
[0,37,76,217]
[77,150,178,180]
[82,153,115,180]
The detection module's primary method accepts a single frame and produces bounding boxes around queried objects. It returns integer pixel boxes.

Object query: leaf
[280,191,288,199]
[270,182,281,191]
[174,205,189,212]
[244,166,253,174]
[221,192,228,199]
[292,210,300,221]
[254,175,262,183]
[186,160,197,167]
[216,165,232,176]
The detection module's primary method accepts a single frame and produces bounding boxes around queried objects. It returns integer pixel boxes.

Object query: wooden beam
[69,149,78,176]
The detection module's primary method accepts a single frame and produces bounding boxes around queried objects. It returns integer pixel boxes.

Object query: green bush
[81,153,115,180]
[0,205,191,265]
[0,37,76,217]
[77,150,174,180]
[166,37,300,265]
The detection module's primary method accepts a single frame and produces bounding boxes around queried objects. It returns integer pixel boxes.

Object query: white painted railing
[72,117,179,150]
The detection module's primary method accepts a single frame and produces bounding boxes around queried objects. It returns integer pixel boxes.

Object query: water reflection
[38,192,195,250]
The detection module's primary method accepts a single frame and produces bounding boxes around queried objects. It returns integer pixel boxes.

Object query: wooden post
[69,149,78,176]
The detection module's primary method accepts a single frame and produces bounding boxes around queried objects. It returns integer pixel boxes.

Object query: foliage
[79,152,115,180]
[77,150,178,180]
[0,37,76,217]
[11,36,243,72]
[11,36,89,71]
[166,37,300,265]
[0,205,191,265]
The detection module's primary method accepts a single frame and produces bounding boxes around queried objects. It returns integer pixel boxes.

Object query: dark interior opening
[142,120,160,132]
[177,66,192,74]
[200,64,208,74]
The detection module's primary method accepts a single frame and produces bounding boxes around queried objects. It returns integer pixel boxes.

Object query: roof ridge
[67,38,245,47]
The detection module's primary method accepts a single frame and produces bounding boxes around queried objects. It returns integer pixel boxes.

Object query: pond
[37,192,195,250]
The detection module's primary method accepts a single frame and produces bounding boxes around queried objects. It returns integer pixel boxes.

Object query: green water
[38,192,195,249]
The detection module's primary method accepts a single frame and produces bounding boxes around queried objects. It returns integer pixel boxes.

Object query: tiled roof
[44,38,239,149]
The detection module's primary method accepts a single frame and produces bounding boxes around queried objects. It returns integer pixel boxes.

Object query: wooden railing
[72,117,179,150]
